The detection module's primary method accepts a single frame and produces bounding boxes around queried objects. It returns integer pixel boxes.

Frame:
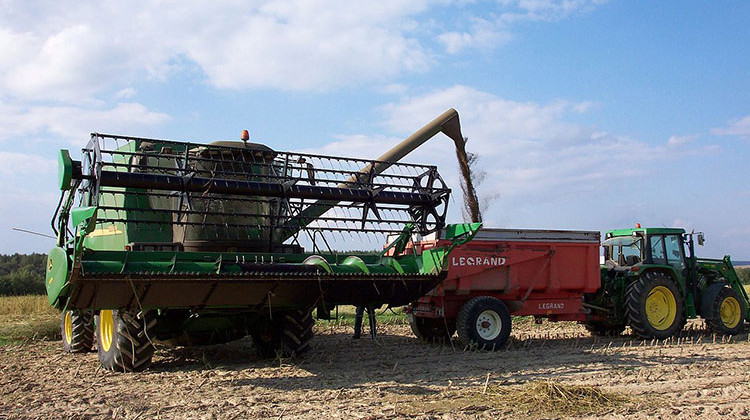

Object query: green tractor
[585,226,749,339]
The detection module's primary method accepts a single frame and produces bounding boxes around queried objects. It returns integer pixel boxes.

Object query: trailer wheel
[456,296,511,350]
[408,314,455,342]
[625,272,686,340]
[583,321,626,337]
[252,308,315,358]
[701,284,745,335]
[61,309,94,353]
[96,309,156,372]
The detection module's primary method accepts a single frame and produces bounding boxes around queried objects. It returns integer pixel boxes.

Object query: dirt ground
[1,319,749,419]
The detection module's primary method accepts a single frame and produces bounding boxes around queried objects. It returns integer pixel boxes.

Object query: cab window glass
[665,235,685,269]
[650,236,666,264]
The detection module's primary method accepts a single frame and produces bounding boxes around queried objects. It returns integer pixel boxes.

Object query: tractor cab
[603,227,692,273]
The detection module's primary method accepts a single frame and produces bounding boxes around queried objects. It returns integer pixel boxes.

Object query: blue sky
[1,0,748,258]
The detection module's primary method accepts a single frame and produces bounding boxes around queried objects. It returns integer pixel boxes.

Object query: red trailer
[407,228,601,349]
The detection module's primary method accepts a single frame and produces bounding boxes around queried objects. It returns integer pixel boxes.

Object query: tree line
[0,254,47,295]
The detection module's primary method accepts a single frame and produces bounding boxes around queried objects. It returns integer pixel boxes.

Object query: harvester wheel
[625,272,686,340]
[96,309,156,372]
[701,284,746,335]
[583,321,626,337]
[61,309,94,353]
[251,308,315,358]
[456,296,511,350]
[408,314,456,342]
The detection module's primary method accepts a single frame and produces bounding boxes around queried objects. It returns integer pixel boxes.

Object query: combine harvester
[48,109,481,371]
[46,108,749,371]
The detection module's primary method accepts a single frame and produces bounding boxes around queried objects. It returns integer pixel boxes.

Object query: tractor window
[649,235,667,265]
[602,236,643,266]
[665,235,686,269]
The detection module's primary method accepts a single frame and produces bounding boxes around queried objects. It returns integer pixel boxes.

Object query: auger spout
[277,108,464,242]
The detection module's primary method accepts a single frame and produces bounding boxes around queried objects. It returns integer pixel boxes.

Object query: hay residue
[475,380,628,417]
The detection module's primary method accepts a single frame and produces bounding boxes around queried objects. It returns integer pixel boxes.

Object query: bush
[736,267,750,285]
[0,254,47,296]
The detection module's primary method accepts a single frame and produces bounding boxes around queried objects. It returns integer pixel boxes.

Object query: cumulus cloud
[0,1,609,99]
[0,102,170,144]
[711,116,750,137]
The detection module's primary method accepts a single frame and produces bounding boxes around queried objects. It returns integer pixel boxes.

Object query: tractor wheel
[96,309,156,372]
[251,308,315,358]
[583,320,626,337]
[701,284,746,335]
[456,296,511,350]
[625,272,686,340]
[408,314,456,342]
[61,309,94,353]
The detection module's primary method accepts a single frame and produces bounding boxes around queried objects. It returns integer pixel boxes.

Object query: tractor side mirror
[697,232,705,246]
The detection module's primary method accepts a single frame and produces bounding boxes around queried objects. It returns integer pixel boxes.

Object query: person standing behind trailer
[352,305,377,339]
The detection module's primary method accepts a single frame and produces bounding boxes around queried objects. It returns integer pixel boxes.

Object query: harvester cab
[47,109,484,371]
[590,226,749,340]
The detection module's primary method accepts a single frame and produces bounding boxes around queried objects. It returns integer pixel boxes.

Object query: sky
[0,0,748,258]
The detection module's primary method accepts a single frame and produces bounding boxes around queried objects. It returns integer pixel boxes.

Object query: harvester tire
[96,309,156,372]
[583,321,626,337]
[456,296,511,350]
[61,309,94,353]
[701,283,746,335]
[408,314,456,342]
[625,272,686,340]
[252,308,315,358]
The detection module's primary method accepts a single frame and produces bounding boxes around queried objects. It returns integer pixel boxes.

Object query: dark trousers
[353,305,377,338]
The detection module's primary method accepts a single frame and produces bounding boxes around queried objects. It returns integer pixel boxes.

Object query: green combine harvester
[47,109,480,371]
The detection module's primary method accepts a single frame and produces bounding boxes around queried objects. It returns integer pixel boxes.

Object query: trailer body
[409,228,600,322]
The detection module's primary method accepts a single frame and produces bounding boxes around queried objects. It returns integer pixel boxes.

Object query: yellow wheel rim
[63,311,73,344]
[719,296,741,329]
[645,285,677,330]
[99,310,114,352]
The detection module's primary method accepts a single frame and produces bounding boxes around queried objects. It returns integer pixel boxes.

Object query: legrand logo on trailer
[451,256,506,266]
[539,302,565,310]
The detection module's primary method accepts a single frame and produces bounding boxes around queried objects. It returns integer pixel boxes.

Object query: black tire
[584,320,626,337]
[408,314,456,342]
[701,284,746,335]
[61,309,94,353]
[625,272,686,340]
[251,309,315,358]
[456,296,511,350]
[96,309,156,372]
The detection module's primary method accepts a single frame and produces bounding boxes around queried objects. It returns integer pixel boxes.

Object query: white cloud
[115,88,137,100]
[711,116,750,137]
[0,102,170,144]
[0,152,55,176]
[0,1,610,99]
[667,134,697,147]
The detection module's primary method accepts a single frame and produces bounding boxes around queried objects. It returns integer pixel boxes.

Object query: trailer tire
[626,272,686,340]
[456,296,511,350]
[61,309,94,353]
[252,308,315,358]
[96,309,156,372]
[701,284,745,335]
[408,314,455,342]
[583,321,626,337]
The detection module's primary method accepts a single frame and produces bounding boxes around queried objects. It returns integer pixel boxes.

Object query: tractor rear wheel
[408,314,455,342]
[583,320,626,337]
[456,296,511,350]
[625,272,686,339]
[96,309,156,372]
[251,308,315,358]
[701,284,745,335]
[61,309,94,353]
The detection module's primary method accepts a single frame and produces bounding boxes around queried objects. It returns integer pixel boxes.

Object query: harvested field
[2,315,749,419]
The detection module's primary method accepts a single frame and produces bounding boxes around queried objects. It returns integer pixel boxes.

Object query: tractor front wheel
[251,308,315,358]
[701,284,746,335]
[456,296,511,350]
[408,314,455,342]
[96,309,156,372]
[61,309,94,353]
[625,272,686,339]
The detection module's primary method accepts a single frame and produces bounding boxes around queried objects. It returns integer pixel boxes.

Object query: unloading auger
[46,109,481,371]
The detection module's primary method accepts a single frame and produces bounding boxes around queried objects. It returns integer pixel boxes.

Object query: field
[1,297,749,419]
